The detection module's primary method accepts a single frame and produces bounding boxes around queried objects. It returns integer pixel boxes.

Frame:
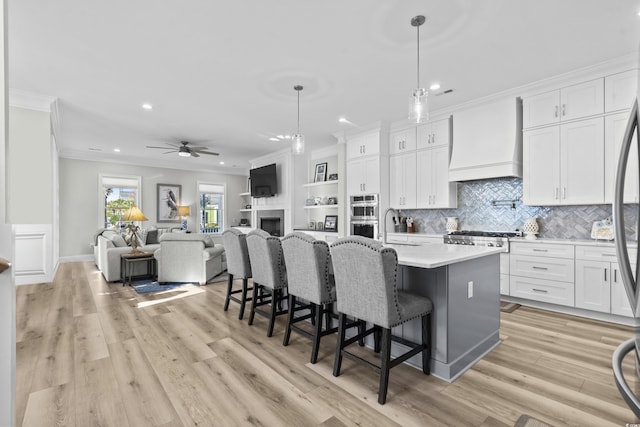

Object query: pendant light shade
[292,85,305,155]
[408,15,428,123]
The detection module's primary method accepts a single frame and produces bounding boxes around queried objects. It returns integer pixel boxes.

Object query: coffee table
[120,251,156,286]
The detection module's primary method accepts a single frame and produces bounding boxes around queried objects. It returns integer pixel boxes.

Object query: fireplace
[256,209,285,237]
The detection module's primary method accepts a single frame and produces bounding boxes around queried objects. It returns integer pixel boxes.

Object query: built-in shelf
[239,192,251,196]
[304,204,340,210]
[302,180,339,188]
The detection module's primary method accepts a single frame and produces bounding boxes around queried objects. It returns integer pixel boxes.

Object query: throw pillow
[203,235,215,247]
[110,234,128,248]
[146,229,159,244]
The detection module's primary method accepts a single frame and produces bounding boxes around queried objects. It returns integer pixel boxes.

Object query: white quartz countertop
[384,242,504,269]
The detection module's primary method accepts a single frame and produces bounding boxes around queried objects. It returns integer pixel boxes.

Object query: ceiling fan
[146,141,219,158]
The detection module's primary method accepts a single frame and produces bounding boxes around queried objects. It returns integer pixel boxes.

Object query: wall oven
[350,194,379,239]
[351,220,378,239]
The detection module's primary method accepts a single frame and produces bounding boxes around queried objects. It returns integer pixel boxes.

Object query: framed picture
[328,173,338,181]
[324,215,338,232]
[314,162,328,182]
[157,183,181,222]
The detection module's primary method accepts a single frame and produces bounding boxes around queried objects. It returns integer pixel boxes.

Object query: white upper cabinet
[347,156,381,195]
[417,117,450,149]
[604,112,638,204]
[523,78,604,128]
[389,127,417,155]
[605,69,637,113]
[389,153,417,208]
[416,145,457,208]
[346,131,380,159]
[523,117,604,205]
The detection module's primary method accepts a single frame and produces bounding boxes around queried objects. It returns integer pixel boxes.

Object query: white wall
[59,158,248,257]
[7,106,51,224]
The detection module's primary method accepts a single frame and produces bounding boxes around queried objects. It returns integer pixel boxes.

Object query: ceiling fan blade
[191,152,200,158]
[163,150,177,154]
[195,150,219,156]
[146,145,173,149]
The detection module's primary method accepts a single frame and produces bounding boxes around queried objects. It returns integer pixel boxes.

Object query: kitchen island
[384,242,504,382]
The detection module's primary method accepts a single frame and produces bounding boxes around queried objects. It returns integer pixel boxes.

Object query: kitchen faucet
[381,207,397,244]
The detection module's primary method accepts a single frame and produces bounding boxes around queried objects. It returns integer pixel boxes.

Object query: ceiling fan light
[408,88,428,123]
[178,151,191,157]
[292,133,305,155]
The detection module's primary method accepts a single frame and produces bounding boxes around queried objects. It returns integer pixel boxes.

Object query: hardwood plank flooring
[15,261,640,426]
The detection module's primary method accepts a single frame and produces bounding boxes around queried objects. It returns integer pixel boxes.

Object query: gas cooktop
[447,230,523,238]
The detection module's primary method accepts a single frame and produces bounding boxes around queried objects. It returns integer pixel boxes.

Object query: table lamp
[122,206,148,253]
[178,205,191,231]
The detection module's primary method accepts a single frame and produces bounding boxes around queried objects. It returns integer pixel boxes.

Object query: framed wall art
[324,215,337,232]
[314,162,327,182]
[157,183,181,222]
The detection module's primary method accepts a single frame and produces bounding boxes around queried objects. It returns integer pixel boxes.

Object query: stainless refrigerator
[613,94,640,416]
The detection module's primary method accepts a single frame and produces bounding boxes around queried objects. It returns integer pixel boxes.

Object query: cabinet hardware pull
[532,288,548,293]
[563,187,566,199]
[532,248,548,252]
[554,188,559,199]
[562,104,566,116]
[532,266,548,270]
[605,268,608,281]
[554,106,558,118]
[614,269,618,283]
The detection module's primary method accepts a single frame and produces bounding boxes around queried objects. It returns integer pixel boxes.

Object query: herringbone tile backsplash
[400,177,639,240]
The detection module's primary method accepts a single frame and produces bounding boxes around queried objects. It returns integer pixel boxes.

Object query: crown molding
[9,89,57,112]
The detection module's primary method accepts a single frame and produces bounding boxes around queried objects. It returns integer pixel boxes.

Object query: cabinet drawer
[386,234,408,244]
[510,255,574,283]
[510,242,574,258]
[407,235,442,245]
[500,273,509,295]
[575,245,637,263]
[510,275,574,306]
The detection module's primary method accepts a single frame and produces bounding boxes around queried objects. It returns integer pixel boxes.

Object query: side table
[120,251,156,286]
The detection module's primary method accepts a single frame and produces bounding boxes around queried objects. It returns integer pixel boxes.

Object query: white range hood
[449,97,523,181]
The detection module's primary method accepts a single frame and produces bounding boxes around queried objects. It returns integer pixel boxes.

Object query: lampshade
[177,206,191,217]
[122,206,148,221]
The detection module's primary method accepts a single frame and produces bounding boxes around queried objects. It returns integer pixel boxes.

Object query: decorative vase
[524,217,539,240]
[446,217,459,233]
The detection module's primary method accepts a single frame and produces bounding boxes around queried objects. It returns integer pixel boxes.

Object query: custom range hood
[448,97,523,181]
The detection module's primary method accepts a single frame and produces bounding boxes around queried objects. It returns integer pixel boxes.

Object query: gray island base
[384,243,502,382]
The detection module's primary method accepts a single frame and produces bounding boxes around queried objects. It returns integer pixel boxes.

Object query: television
[250,163,277,197]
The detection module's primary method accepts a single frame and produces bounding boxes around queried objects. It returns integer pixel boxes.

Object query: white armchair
[154,233,226,284]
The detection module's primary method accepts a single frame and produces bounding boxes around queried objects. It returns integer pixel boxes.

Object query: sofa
[154,233,226,284]
[95,227,185,282]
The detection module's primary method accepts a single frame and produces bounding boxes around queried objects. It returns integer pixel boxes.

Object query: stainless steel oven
[350,194,379,239]
[350,194,379,221]
[351,220,378,239]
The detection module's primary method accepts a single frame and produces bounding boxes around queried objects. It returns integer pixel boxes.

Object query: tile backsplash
[399,177,638,240]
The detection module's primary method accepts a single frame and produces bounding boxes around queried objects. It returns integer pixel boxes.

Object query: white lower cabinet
[500,253,510,295]
[509,242,574,307]
[574,245,636,316]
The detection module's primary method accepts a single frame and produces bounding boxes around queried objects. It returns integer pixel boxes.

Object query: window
[199,183,225,233]
[99,175,142,229]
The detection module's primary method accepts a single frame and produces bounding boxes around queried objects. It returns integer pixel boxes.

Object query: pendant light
[292,85,305,155]
[408,15,428,123]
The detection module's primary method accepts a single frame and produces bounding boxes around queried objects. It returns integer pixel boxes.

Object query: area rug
[514,414,553,427]
[130,279,195,294]
[501,301,521,313]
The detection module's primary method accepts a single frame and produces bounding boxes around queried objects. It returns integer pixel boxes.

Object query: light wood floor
[15,261,640,426]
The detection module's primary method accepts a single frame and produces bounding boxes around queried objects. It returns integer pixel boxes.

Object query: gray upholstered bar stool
[221,229,253,320]
[329,235,433,405]
[281,232,338,363]
[246,229,288,337]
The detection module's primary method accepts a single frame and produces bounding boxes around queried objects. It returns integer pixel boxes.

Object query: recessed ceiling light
[219,161,225,165]
[114,148,120,153]
[141,103,153,110]
[430,83,441,91]
[269,137,280,142]
[338,117,348,123]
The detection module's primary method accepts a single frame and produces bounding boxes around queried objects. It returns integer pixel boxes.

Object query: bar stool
[246,229,288,337]
[329,236,433,405]
[281,232,339,363]
[221,229,253,320]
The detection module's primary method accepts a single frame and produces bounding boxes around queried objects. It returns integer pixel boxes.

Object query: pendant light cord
[297,89,300,133]
[416,22,420,88]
